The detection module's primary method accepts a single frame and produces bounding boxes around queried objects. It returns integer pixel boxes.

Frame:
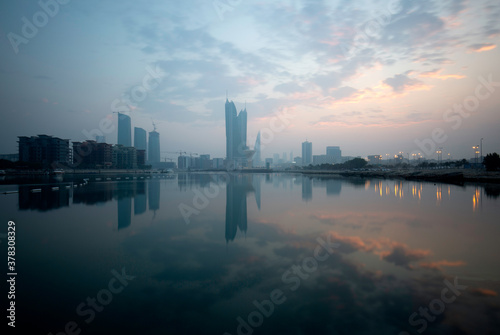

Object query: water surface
[1,173,499,334]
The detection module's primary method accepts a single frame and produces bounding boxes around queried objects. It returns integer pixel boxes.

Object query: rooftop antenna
[151,118,157,132]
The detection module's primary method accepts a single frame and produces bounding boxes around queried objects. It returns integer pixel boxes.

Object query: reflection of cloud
[379,242,431,269]
[419,259,466,270]
[468,288,498,297]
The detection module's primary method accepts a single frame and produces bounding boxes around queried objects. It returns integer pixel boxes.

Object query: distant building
[199,154,212,169]
[18,135,70,168]
[326,146,341,163]
[0,153,18,162]
[225,98,248,168]
[148,131,160,164]
[213,158,225,169]
[367,155,382,164]
[112,145,137,169]
[178,155,191,170]
[95,136,106,143]
[136,150,146,167]
[72,140,113,168]
[117,113,131,147]
[302,141,312,166]
[253,131,261,167]
[313,155,336,165]
[134,127,147,161]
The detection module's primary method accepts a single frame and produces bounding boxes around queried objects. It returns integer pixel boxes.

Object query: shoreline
[300,168,500,184]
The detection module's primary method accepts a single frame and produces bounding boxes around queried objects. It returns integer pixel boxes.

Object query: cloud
[383,74,428,93]
[420,68,466,80]
[467,43,497,53]
[274,82,305,94]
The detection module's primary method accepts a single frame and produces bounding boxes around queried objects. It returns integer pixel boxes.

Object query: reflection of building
[326,179,342,196]
[225,174,262,243]
[302,176,312,201]
[134,180,147,215]
[225,99,248,168]
[148,178,160,212]
[18,185,70,211]
[117,113,132,147]
[18,135,70,168]
[148,131,160,164]
[118,197,132,230]
[302,141,312,166]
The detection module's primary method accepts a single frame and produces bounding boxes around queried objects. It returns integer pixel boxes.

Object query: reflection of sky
[0,174,499,334]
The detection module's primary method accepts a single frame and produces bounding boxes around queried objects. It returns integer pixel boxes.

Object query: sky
[1,0,499,161]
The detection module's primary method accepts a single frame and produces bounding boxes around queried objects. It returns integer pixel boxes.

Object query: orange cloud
[420,69,466,80]
[468,43,496,53]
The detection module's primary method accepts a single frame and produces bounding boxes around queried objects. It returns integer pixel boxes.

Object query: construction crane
[151,118,157,132]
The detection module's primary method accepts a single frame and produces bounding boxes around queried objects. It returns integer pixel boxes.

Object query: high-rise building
[72,140,112,168]
[326,146,342,163]
[134,127,147,159]
[225,98,248,167]
[112,145,137,169]
[302,141,312,166]
[18,134,70,168]
[253,131,261,167]
[148,130,160,164]
[117,113,131,147]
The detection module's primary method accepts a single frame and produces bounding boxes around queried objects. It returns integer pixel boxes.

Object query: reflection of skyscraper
[148,130,160,163]
[118,197,132,230]
[148,178,160,212]
[302,141,312,166]
[302,176,312,201]
[253,131,261,167]
[117,113,131,147]
[326,179,342,196]
[225,174,262,243]
[134,180,147,215]
[225,98,248,167]
[134,127,147,161]
[18,185,70,211]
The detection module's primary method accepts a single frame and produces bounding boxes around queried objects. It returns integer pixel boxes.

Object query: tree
[483,153,500,171]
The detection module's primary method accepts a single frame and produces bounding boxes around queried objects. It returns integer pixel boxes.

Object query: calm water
[1,173,500,335]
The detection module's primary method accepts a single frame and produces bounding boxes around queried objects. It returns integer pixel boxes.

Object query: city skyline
[1,0,499,160]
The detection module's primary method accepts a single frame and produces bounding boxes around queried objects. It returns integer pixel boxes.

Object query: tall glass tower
[148,130,160,164]
[117,113,131,147]
[225,98,248,167]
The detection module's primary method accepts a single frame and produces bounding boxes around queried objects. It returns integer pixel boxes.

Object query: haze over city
[1,0,499,160]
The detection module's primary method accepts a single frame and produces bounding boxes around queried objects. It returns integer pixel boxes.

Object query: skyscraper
[253,131,261,167]
[302,141,312,166]
[225,98,248,167]
[326,146,342,163]
[117,113,131,147]
[134,127,147,161]
[148,130,160,164]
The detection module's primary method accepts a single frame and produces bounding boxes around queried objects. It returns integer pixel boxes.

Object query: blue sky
[1,0,499,160]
